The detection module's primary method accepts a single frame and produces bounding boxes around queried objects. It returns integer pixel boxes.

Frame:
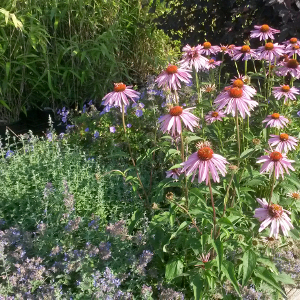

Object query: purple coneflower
[206,58,222,70]
[180,45,209,71]
[283,37,300,49]
[250,24,280,41]
[181,145,228,185]
[272,85,299,103]
[205,111,226,124]
[158,106,199,136]
[200,253,210,263]
[214,87,258,118]
[257,150,295,179]
[268,133,298,153]
[232,45,258,61]
[102,83,140,110]
[276,58,300,79]
[254,198,293,239]
[155,65,191,91]
[262,113,289,129]
[230,77,257,98]
[286,44,300,57]
[256,42,285,61]
[166,168,182,180]
[199,42,221,56]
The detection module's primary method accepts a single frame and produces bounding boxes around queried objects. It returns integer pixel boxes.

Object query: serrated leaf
[273,272,295,285]
[222,260,240,296]
[165,259,184,281]
[242,249,257,286]
[254,267,286,296]
[212,239,223,273]
[191,273,204,300]
[240,148,256,159]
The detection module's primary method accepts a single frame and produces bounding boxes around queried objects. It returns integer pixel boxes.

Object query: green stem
[208,176,217,240]
[223,171,235,216]
[235,110,240,166]
[268,170,276,206]
[180,131,189,208]
[121,103,149,206]
[234,60,240,77]
[244,60,247,76]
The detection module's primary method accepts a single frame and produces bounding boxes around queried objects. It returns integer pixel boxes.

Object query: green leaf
[128,208,143,234]
[242,249,257,286]
[191,273,204,300]
[186,136,202,144]
[218,217,234,228]
[254,267,286,296]
[212,239,223,273]
[0,99,10,110]
[240,148,256,159]
[221,260,240,296]
[273,272,295,285]
[165,259,184,281]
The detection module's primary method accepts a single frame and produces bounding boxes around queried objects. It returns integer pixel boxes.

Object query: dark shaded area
[153,0,300,46]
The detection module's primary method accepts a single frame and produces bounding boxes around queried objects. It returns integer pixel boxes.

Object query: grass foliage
[0,0,178,122]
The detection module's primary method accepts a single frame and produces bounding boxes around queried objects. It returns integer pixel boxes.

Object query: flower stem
[180,131,189,208]
[222,171,235,216]
[234,61,240,77]
[268,170,276,206]
[235,109,240,165]
[208,176,217,239]
[121,103,149,206]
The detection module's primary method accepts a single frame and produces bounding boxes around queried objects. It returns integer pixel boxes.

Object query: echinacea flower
[179,45,209,71]
[231,45,258,61]
[200,253,210,263]
[158,106,199,136]
[287,191,300,200]
[283,37,300,49]
[199,42,220,56]
[256,42,285,61]
[254,198,293,239]
[272,85,299,103]
[205,111,226,124]
[102,83,140,110]
[262,113,289,129]
[268,133,298,153]
[201,84,216,93]
[206,58,222,70]
[230,77,257,98]
[181,145,228,185]
[257,150,295,179]
[156,65,192,91]
[166,168,182,180]
[214,87,258,118]
[276,59,300,79]
[250,24,280,41]
[286,44,300,57]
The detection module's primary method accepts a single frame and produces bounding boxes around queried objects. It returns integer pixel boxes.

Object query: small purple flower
[136,110,143,117]
[84,128,89,132]
[110,126,116,133]
[82,105,87,113]
[94,131,100,138]
[88,100,93,105]
[297,111,300,117]
[46,132,53,141]
[5,150,14,158]
[126,124,132,128]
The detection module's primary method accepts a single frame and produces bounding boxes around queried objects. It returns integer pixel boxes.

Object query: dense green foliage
[0,0,178,122]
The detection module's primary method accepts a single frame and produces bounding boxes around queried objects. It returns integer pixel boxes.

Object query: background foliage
[0,0,178,122]
[153,0,300,46]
